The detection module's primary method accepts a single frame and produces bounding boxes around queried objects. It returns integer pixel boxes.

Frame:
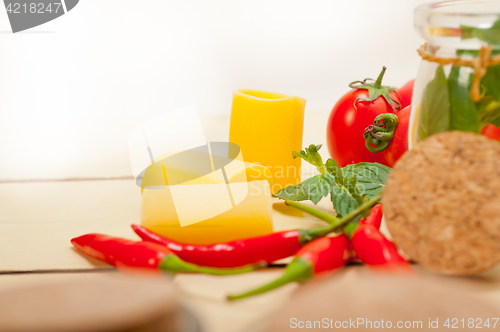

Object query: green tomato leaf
[340,162,391,199]
[418,65,450,141]
[292,144,327,173]
[272,183,309,201]
[447,65,480,133]
[301,173,336,204]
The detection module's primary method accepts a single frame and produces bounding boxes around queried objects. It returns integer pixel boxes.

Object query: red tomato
[481,124,500,141]
[327,89,398,167]
[382,106,410,167]
[397,79,414,109]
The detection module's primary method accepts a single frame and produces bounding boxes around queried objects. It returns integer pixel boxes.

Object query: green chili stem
[227,257,313,301]
[286,193,382,240]
[159,255,263,275]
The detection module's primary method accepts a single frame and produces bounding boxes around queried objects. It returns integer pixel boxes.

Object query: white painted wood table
[1,113,499,332]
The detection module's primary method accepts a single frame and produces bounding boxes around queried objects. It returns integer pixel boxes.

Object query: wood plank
[0,180,141,271]
[0,112,331,272]
[0,179,334,272]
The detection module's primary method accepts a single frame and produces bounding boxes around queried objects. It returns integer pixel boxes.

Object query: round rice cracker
[383,131,500,275]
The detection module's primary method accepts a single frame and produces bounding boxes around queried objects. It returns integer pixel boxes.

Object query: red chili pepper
[227,235,350,301]
[132,224,328,268]
[71,233,262,275]
[282,199,410,271]
[350,224,408,266]
[358,203,383,229]
[482,124,500,141]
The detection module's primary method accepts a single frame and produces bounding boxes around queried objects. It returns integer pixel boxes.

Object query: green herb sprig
[273,144,390,218]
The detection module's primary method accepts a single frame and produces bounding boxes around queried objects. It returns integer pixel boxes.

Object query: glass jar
[409,0,500,149]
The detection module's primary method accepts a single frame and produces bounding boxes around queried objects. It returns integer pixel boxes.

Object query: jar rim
[416,1,500,16]
[414,1,500,48]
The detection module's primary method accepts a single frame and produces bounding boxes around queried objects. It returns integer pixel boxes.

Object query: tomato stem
[374,66,387,89]
[348,67,401,110]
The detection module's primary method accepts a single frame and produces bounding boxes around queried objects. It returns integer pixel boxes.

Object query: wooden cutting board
[264,270,500,331]
[0,273,200,332]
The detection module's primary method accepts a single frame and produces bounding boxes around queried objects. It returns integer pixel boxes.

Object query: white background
[0,0,429,180]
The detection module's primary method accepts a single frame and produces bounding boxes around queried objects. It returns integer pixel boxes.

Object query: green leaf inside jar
[418,65,451,141]
[481,63,500,102]
[447,65,480,133]
[461,17,500,46]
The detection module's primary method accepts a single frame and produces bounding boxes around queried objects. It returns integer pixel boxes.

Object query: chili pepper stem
[159,255,264,275]
[227,257,314,301]
[287,193,382,242]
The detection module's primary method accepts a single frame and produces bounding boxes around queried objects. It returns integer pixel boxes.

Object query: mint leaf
[292,144,327,173]
[273,172,335,204]
[276,144,390,218]
[301,173,335,204]
[325,158,342,181]
[447,65,480,133]
[331,186,359,218]
[331,163,388,217]
[331,176,363,218]
[273,183,309,201]
[418,66,450,141]
[340,162,390,199]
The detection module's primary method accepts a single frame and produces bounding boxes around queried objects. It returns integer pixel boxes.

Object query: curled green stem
[364,113,398,153]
